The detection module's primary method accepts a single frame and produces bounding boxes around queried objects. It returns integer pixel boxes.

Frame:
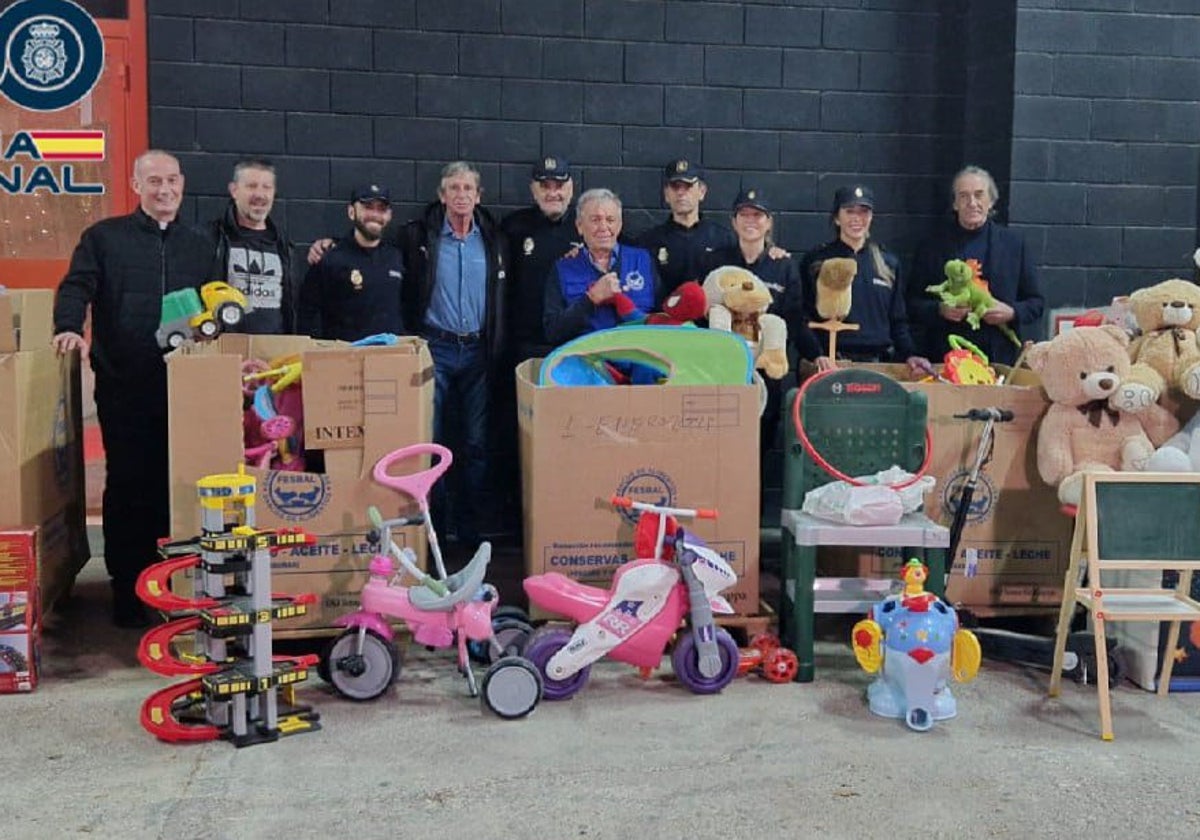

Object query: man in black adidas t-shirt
[204,158,293,333]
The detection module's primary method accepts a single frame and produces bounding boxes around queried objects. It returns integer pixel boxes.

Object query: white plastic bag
[801,466,936,526]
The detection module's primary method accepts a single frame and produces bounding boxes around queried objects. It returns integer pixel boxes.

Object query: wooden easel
[808,319,858,367]
[1048,471,1200,740]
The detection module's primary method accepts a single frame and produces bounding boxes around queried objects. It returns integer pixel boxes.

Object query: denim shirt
[426,216,487,334]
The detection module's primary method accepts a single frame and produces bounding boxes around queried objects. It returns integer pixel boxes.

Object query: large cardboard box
[517,360,761,616]
[0,291,89,613]
[814,364,1072,612]
[0,528,42,693]
[167,334,434,630]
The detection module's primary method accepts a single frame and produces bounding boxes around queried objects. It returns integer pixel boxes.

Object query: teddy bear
[1109,277,1200,413]
[1026,324,1179,506]
[612,280,708,326]
[1145,409,1200,472]
[702,265,788,379]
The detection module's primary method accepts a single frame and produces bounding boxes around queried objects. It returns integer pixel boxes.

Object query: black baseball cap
[663,158,705,184]
[350,183,391,205]
[532,155,571,181]
[832,184,874,212]
[733,187,771,214]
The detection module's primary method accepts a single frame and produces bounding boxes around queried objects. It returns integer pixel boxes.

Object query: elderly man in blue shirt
[400,162,509,551]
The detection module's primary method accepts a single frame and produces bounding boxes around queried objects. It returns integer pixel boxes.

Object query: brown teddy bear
[702,265,788,379]
[1027,324,1178,506]
[1110,277,1200,412]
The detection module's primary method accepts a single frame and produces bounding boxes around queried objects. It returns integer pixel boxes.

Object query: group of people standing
[49,148,1043,628]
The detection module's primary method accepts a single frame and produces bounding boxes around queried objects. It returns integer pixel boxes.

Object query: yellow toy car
[157,281,250,349]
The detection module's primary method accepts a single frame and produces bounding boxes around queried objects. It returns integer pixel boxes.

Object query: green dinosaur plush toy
[925,258,1020,348]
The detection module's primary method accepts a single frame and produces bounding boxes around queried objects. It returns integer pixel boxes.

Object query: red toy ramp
[138,617,220,677]
[140,679,220,743]
[136,554,217,612]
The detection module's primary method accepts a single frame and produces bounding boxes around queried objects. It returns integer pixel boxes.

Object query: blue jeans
[427,337,488,546]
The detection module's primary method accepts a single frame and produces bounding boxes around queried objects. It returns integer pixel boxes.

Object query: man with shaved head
[53,149,213,627]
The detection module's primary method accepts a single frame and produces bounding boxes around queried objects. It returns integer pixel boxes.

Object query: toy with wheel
[522,496,741,700]
[319,443,542,719]
[737,633,800,684]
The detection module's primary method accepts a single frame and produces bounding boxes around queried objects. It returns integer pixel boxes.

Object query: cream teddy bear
[702,265,788,379]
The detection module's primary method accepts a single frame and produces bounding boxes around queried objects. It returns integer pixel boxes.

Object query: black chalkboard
[1094,480,1200,562]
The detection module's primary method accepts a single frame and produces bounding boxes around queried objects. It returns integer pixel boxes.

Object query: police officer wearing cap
[635,158,736,295]
[501,155,578,364]
[297,183,406,341]
[700,188,807,454]
[797,185,930,375]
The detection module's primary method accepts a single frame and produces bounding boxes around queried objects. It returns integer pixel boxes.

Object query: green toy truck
[156,282,249,349]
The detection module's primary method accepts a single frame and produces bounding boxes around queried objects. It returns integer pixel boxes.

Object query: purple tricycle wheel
[671,628,739,695]
[523,626,590,701]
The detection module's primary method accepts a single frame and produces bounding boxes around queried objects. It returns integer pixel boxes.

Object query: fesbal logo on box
[0,0,105,196]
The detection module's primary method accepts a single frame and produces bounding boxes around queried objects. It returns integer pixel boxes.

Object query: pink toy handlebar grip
[371,443,454,500]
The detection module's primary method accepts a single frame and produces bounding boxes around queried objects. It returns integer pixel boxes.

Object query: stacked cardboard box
[166,334,434,631]
[0,291,89,617]
[517,359,761,616]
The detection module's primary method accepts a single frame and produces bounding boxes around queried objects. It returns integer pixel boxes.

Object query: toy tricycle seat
[409,542,492,612]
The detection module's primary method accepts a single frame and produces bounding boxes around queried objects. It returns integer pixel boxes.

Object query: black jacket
[203,201,294,333]
[501,204,578,362]
[297,235,406,342]
[798,238,916,361]
[636,214,736,294]
[907,219,1044,366]
[54,208,213,387]
[398,201,508,366]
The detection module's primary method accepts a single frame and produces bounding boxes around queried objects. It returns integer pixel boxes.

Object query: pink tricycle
[319,443,542,719]
[523,496,742,699]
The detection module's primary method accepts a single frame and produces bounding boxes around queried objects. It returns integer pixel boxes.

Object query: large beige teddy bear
[1110,278,1200,412]
[702,265,788,379]
[1028,325,1178,506]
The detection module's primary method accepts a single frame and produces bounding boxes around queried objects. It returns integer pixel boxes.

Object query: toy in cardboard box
[703,265,788,379]
[807,256,858,364]
[156,282,249,349]
[851,559,981,731]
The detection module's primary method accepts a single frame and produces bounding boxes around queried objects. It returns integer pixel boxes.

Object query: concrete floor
[6,551,1200,840]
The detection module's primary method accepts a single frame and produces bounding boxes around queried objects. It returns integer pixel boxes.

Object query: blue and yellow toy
[851,559,981,731]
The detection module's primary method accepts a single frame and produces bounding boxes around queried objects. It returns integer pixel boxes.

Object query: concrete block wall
[147,0,1200,316]
[147,0,964,263]
[1009,0,1200,310]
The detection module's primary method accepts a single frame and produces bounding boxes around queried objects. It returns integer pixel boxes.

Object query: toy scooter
[319,444,543,719]
[523,496,741,699]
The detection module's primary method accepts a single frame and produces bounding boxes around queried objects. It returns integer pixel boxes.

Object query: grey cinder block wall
[147,0,1200,321]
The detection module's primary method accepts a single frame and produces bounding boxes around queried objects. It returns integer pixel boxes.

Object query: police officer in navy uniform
[502,156,578,365]
[700,188,807,455]
[797,184,930,375]
[636,158,736,295]
[297,184,405,341]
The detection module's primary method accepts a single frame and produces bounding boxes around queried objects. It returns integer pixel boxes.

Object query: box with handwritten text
[516,360,761,616]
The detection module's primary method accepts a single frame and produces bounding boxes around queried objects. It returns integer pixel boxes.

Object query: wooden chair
[1048,471,1200,740]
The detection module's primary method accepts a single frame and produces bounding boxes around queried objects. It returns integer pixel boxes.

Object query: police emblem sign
[0,0,104,112]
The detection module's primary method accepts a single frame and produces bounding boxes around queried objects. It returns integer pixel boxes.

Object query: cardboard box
[813,364,1072,611]
[0,290,89,613]
[167,334,434,630]
[0,528,42,693]
[517,359,761,616]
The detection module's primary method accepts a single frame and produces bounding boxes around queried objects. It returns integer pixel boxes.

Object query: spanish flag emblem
[27,130,105,161]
